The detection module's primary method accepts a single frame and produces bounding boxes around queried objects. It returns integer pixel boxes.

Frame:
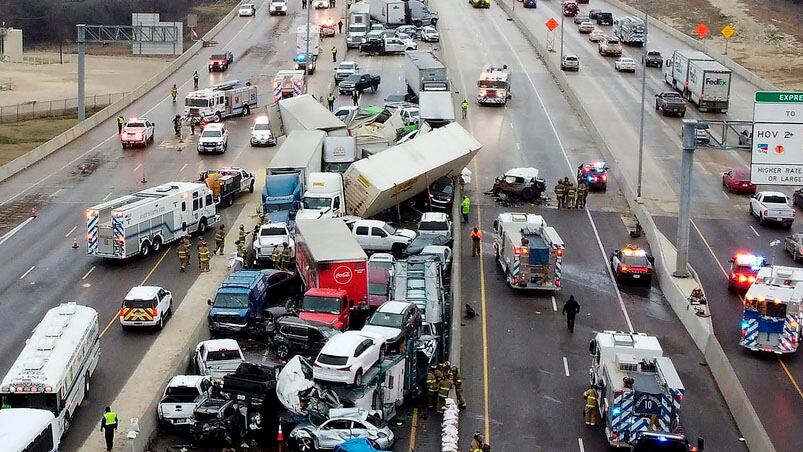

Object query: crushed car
[491,167,547,201]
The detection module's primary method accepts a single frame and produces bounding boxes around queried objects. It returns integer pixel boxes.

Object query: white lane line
[578,438,585,452]
[81,266,96,280]
[722,190,730,200]
[0,217,34,247]
[20,266,35,280]
[509,122,514,129]
[749,225,760,237]
[516,143,521,151]
[102,191,113,201]
[691,219,729,277]
[133,163,142,172]
[179,163,188,173]
[65,225,78,238]
[488,13,634,332]
[551,295,558,312]
[50,188,63,197]
[563,357,570,377]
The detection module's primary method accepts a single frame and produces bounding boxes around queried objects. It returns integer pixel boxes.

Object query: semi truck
[687,60,732,113]
[492,212,565,290]
[87,182,220,259]
[184,80,258,122]
[263,130,325,222]
[323,136,358,173]
[366,0,438,27]
[295,219,369,330]
[199,167,255,207]
[295,172,346,220]
[295,24,320,75]
[276,94,345,135]
[663,50,714,96]
[343,123,481,218]
[404,50,450,97]
[614,16,647,46]
[419,91,455,128]
[346,3,371,49]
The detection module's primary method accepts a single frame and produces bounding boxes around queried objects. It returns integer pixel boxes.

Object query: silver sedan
[785,233,803,261]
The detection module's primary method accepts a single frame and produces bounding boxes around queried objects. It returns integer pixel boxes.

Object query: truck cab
[300,287,352,330]
[207,271,269,335]
[262,172,303,223]
[296,172,345,220]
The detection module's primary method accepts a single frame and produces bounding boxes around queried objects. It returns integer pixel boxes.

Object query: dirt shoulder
[0,118,78,166]
[619,0,803,90]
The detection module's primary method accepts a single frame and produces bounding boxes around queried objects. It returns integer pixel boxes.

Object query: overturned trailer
[267,94,346,137]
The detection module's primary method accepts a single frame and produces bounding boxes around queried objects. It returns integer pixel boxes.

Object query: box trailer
[663,50,714,95]
[343,122,481,218]
[687,60,732,113]
[275,94,345,135]
[405,50,449,96]
[266,129,325,180]
[419,91,455,128]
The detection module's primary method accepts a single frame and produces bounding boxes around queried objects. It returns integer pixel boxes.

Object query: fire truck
[740,265,803,354]
[589,331,686,448]
[273,70,306,103]
[476,65,512,105]
[184,80,257,122]
[492,212,565,290]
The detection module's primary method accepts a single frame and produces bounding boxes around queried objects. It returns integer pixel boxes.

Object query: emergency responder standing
[236,240,247,258]
[470,227,482,257]
[554,180,566,208]
[193,70,199,89]
[562,295,580,333]
[116,116,124,135]
[100,406,118,451]
[302,0,306,8]
[436,374,452,413]
[198,241,211,272]
[583,385,599,426]
[171,83,178,102]
[565,180,577,209]
[329,0,335,8]
[426,367,438,408]
[190,115,200,135]
[214,224,226,255]
[331,45,338,62]
[239,224,247,244]
[451,365,466,410]
[338,20,344,34]
[576,181,588,208]
[461,99,469,119]
[177,240,190,272]
[352,88,359,107]
[327,92,335,111]
[280,242,292,271]
[460,195,471,223]
[271,245,281,269]
[173,114,182,138]
[470,432,484,452]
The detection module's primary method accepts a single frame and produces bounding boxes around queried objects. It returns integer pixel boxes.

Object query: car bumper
[161,416,194,426]
[339,86,356,94]
[619,66,636,72]
[121,139,147,146]
[198,144,225,153]
[617,272,652,282]
[251,137,276,146]
[729,184,756,194]
[477,96,507,104]
[209,321,248,333]
[313,367,355,383]
[120,317,160,327]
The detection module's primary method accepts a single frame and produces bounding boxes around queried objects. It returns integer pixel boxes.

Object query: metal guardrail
[0,92,128,123]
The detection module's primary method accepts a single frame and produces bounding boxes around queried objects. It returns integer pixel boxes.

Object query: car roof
[420,212,449,222]
[376,300,414,314]
[732,169,750,177]
[369,252,395,263]
[199,338,240,352]
[320,331,373,355]
[125,285,161,300]
[760,191,786,197]
[505,167,540,178]
[205,123,225,130]
[168,375,206,387]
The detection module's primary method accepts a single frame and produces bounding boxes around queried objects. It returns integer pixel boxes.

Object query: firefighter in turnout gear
[239,224,247,243]
[451,365,466,410]
[198,242,211,272]
[565,180,577,209]
[426,368,438,408]
[576,181,589,208]
[214,224,226,255]
[436,375,452,413]
[280,242,292,271]
[236,240,247,258]
[271,245,282,269]
[177,241,190,271]
[583,385,599,426]
[554,180,566,208]
[470,432,484,452]
[173,114,182,138]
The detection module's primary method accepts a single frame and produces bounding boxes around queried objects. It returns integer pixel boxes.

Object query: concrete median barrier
[497,3,775,451]
[0,3,241,184]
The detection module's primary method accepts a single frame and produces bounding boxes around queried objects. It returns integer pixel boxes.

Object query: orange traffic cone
[30,207,37,218]
[72,238,79,249]
[276,424,284,442]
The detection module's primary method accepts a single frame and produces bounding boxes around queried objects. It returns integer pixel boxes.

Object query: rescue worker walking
[436,375,452,413]
[583,385,599,426]
[100,406,118,451]
[327,92,335,111]
[190,115,200,135]
[280,242,292,271]
[193,70,199,89]
[116,116,124,135]
[271,245,281,269]
[451,365,466,409]
[170,83,178,102]
[461,99,469,119]
[302,0,306,9]
[554,180,566,208]
[562,295,580,333]
[352,88,360,106]
[177,240,190,271]
[338,20,344,34]
[470,227,482,257]
[214,224,226,255]
[331,45,338,62]
[576,181,588,208]
[565,180,577,209]
[460,195,471,223]
[173,114,182,138]
[426,367,439,409]
[198,242,211,272]
[329,0,335,7]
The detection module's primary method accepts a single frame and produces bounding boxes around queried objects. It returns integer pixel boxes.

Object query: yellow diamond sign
[721,24,735,39]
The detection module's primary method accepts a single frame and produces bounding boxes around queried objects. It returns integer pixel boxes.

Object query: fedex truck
[687,60,732,113]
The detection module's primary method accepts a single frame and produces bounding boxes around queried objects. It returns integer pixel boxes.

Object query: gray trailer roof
[279,94,346,132]
[268,130,326,170]
[295,219,367,262]
[406,50,446,70]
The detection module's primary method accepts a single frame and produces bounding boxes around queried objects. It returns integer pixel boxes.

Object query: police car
[577,161,609,190]
[727,253,765,293]
[610,245,654,284]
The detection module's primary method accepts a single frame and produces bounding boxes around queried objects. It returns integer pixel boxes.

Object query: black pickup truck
[655,91,687,117]
[643,50,663,68]
[338,73,381,95]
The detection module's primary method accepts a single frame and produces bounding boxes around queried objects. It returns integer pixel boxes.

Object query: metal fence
[0,92,128,123]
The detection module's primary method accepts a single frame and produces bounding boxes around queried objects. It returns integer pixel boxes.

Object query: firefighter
[170,84,178,102]
[190,115,200,136]
[116,116,124,134]
[554,180,566,208]
[177,240,190,271]
[352,88,359,107]
[562,295,580,333]
[426,367,439,408]
[470,432,484,452]
[583,384,599,426]
[460,195,471,223]
[198,242,211,272]
[214,224,226,255]
[470,227,482,257]
[461,99,469,119]
[338,20,344,34]
[565,180,577,209]
[280,242,292,271]
[271,245,282,269]
[331,45,338,62]
[451,365,466,410]
[576,181,588,208]
[327,92,335,112]
[193,70,199,89]
[436,375,452,413]
[239,224,247,243]
[236,240,247,258]
[173,114,182,138]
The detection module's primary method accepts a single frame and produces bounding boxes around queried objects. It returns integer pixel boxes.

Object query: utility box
[0,27,23,62]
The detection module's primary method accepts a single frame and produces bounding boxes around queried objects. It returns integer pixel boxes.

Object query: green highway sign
[755,91,803,103]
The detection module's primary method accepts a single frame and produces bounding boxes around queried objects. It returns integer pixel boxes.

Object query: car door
[158,288,171,313]
[723,171,732,188]
[317,419,352,448]
[349,420,371,441]
[371,227,389,251]
[354,225,371,249]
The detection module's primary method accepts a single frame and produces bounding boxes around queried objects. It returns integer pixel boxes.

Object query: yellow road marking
[99,246,173,338]
[408,407,419,452]
[779,359,803,399]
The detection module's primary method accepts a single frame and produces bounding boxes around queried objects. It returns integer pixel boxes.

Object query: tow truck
[727,253,765,293]
[610,244,654,284]
[576,161,609,190]
[200,167,256,208]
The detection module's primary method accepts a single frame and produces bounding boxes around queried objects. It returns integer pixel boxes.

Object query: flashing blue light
[586,175,593,182]
[741,320,750,330]
[657,435,668,442]
[295,53,307,62]
[611,406,621,416]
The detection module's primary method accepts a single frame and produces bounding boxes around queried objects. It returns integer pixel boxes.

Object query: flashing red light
[513,276,519,285]
[611,431,619,440]
[556,248,564,257]
[601,174,607,181]
[556,279,561,287]
[620,265,629,272]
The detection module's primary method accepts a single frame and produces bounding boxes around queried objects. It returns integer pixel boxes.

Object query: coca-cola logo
[333,265,353,284]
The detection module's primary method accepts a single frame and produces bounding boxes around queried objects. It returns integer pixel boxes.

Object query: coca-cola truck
[295,219,368,330]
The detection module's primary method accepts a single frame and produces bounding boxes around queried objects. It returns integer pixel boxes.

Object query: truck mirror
[207,299,212,306]
[588,340,596,355]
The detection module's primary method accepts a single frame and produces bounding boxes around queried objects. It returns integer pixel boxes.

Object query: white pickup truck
[194,339,245,380]
[750,191,795,227]
[344,218,416,254]
[157,375,211,428]
[253,222,294,263]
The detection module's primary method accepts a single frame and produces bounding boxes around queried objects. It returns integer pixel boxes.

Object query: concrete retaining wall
[0,4,240,184]
[604,0,778,91]
[497,3,774,451]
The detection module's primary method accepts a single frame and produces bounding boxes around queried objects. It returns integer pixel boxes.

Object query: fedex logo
[705,78,728,86]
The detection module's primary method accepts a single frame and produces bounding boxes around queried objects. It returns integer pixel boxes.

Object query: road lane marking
[0,217,34,247]
[408,407,419,452]
[65,225,78,238]
[778,359,803,399]
[20,266,35,280]
[563,357,570,377]
[103,191,113,201]
[551,295,557,312]
[81,266,96,280]
[488,12,633,332]
[99,246,173,338]
[516,142,521,151]
[749,225,760,237]
[50,188,63,197]
[690,220,728,277]
[722,190,730,200]
[179,163,188,173]
[578,438,585,452]
[133,163,143,172]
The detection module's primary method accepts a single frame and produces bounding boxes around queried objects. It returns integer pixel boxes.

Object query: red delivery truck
[295,219,368,330]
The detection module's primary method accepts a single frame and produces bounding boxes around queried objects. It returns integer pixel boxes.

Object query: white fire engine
[476,65,512,105]
[492,212,564,290]
[273,70,306,103]
[184,80,258,122]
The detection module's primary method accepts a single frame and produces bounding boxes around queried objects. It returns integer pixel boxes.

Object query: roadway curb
[449,189,462,370]
[0,4,241,184]
[497,3,775,451]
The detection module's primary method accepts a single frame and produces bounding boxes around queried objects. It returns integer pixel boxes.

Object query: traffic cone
[72,238,79,249]
[276,424,284,442]
[30,207,37,218]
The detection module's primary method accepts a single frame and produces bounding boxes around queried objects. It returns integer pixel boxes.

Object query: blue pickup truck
[262,172,303,224]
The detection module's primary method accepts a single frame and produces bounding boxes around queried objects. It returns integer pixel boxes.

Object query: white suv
[197,123,228,154]
[269,0,287,15]
[250,116,276,146]
[119,285,172,330]
[313,331,383,385]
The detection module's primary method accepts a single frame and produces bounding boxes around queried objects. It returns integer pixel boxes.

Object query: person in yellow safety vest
[177,241,190,272]
[117,116,124,134]
[198,243,211,272]
[461,99,469,119]
[426,367,438,408]
[100,406,118,451]
[460,195,471,223]
[214,224,226,255]
[451,365,466,410]
[171,83,178,102]
[239,224,247,243]
[436,377,452,413]
[583,384,599,426]
[554,180,566,208]
[280,243,292,271]
[565,181,577,209]
[271,245,281,269]
[331,45,338,62]
[576,181,589,208]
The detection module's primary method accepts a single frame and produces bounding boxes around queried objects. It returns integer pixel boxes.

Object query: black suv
[190,398,244,446]
[271,316,339,360]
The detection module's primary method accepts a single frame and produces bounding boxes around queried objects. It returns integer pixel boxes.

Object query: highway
[434,1,747,450]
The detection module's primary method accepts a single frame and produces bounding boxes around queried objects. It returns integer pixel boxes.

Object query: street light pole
[559,14,565,63]
[303,3,311,94]
[636,7,648,198]
[674,121,697,278]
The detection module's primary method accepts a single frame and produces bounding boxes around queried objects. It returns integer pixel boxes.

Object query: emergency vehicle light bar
[622,248,646,257]
[734,253,764,269]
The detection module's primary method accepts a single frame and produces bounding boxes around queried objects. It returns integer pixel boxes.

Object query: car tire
[242,105,250,116]
[62,412,72,439]
[249,181,255,193]
[354,369,364,386]
[140,241,151,257]
[158,316,164,330]
[294,434,316,452]
[276,344,290,360]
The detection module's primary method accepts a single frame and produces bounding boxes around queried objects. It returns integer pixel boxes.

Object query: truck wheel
[227,195,235,207]
[276,344,290,360]
[198,218,208,234]
[242,105,250,116]
[151,237,162,252]
[214,112,222,123]
[521,187,536,201]
[249,181,255,193]
[140,241,151,257]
